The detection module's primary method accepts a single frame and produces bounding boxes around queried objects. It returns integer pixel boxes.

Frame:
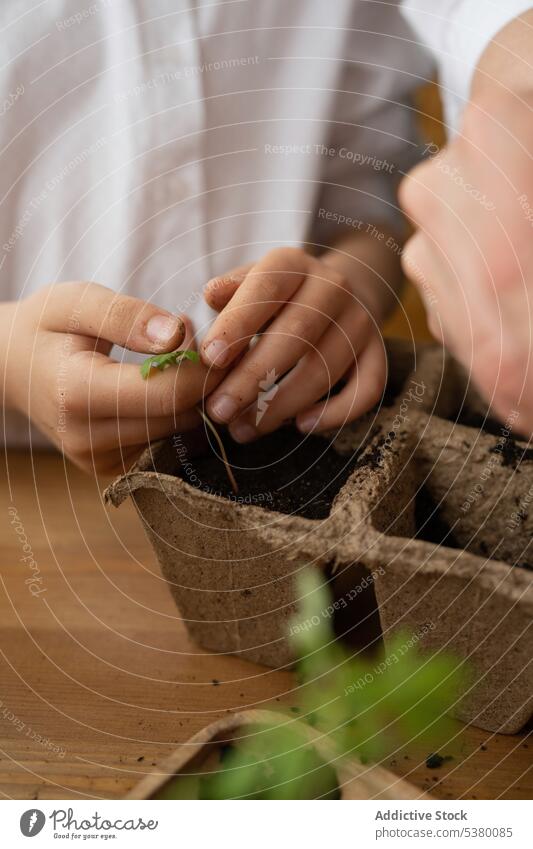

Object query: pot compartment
[414,423,533,570]
[360,416,533,570]
[172,426,363,521]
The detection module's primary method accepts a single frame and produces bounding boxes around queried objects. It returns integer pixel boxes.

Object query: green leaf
[199,721,340,800]
[161,567,465,799]
[140,349,199,379]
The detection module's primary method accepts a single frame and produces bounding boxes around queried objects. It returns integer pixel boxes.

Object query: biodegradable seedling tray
[106,341,533,733]
[126,710,424,800]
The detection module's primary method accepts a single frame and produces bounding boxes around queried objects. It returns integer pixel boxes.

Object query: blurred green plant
[159,569,464,800]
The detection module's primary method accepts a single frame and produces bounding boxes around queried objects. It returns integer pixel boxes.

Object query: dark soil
[490,437,533,470]
[426,753,453,769]
[454,408,533,467]
[177,426,361,520]
[351,428,391,472]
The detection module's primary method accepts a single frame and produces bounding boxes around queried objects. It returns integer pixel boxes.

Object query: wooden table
[0,451,530,800]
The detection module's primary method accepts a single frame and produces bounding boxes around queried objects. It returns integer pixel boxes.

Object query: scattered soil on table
[425,753,453,769]
[178,426,360,520]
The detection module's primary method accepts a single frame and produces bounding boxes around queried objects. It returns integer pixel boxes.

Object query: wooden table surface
[0,450,531,800]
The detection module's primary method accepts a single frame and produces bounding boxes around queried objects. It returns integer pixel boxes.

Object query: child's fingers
[296,332,386,433]
[94,411,200,450]
[204,264,253,312]
[70,444,149,475]
[225,306,370,441]
[62,411,200,455]
[62,349,225,418]
[205,275,351,425]
[38,281,186,354]
[200,248,308,369]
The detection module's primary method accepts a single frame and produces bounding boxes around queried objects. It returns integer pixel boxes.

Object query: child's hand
[4,282,224,473]
[200,247,386,442]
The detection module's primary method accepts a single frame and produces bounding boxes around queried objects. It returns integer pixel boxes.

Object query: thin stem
[196,406,239,494]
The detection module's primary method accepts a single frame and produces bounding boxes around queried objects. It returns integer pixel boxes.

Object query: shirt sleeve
[401,1,533,132]
[310,96,424,247]
[310,5,434,247]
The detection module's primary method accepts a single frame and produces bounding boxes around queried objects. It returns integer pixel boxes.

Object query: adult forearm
[399,8,533,435]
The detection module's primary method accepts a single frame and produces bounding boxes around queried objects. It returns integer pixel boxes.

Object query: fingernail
[297,415,318,433]
[203,339,230,367]
[230,421,257,444]
[206,274,240,290]
[209,395,238,423]
[146,314,183,349]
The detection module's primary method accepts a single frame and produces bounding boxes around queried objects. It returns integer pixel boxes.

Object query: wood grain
[0,451,530,800]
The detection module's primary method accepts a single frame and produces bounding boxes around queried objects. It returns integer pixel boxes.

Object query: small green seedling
[140,348,199,380]
[160,569,464,799]
[140,349,238,493]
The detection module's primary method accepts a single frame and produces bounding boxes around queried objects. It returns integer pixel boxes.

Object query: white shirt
[0,1,527,444]
[1,1,429,331]
[402,0,533,132]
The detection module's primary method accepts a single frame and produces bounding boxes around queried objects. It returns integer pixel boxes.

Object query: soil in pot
[177,426,362,520]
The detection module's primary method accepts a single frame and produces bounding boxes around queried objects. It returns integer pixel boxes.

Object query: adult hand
[399,90,533,436]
